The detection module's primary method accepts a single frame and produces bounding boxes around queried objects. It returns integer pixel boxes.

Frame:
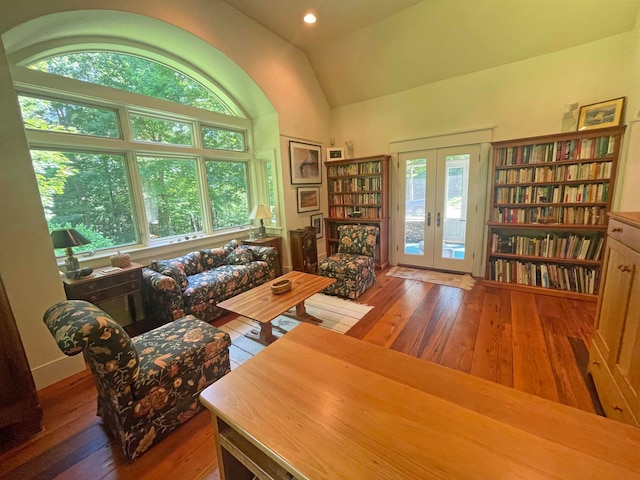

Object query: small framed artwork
[290,141,322,184]
[311,213,323,239]
[577,97,625,131]
[326,147,344,161]
[297,186,320,213]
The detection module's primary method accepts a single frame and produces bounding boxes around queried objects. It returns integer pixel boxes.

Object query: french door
[396,145,479,273]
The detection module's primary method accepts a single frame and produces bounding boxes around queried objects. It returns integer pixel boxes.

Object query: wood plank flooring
[0,270,603,479]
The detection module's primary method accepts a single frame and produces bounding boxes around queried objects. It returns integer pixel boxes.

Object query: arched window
[15,49,255,255]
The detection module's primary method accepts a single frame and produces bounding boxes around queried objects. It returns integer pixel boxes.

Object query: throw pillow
[153,260,188,290]
[201,248,227,269]
[224,246,254,265]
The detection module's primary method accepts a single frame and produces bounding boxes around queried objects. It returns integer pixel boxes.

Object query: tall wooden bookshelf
[485,126,625,301]
[324,155,390,269]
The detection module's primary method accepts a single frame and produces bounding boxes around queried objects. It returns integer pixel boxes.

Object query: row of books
[329,192,382,205]
[489,259,600,294]
[327,161,382,177]
[328,177,383,193]
[328,206,382,219]
[490,233,604,261]
[496,136,616,166]
[494,183,609,204]
[493,205,606,224]
[494,161,612,184]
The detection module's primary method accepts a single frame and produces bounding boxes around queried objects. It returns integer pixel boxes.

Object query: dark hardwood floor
[0,270,602,479]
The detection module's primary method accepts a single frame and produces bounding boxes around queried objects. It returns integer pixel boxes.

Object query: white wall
[331,31,639,227]
[0,0,330,389]
[0,37,86,387]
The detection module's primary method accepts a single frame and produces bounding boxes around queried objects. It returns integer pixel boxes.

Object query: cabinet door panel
[617,247,640,391]
[597,240,633,363]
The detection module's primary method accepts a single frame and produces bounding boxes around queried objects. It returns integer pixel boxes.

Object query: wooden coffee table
[217,271,335,345]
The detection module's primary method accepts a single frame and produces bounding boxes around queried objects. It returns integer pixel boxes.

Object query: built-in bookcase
[324,155,390,269]
[485,126,625,300]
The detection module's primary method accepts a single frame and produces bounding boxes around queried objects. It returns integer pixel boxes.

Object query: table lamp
[249,205,272,238]
[51,228,91,272]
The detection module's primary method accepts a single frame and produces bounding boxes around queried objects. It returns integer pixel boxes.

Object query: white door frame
[389,128,493,277]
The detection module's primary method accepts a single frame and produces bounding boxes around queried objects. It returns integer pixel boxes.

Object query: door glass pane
[404,158,426,255]
[441,155,469,260]
[137,156,202,239]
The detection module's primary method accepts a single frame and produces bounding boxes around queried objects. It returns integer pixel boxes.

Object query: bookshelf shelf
[485,126,625,300]
[325,155,390,269]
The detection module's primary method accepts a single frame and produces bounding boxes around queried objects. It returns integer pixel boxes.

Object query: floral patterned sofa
[318,225,379,299]
[43,300,231,460]
[142,240,278,325]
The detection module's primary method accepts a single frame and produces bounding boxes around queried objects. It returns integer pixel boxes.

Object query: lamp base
[65,254,80,272]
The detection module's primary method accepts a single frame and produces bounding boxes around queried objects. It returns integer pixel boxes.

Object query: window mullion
[197,157,213,233]
[126,151,150,245]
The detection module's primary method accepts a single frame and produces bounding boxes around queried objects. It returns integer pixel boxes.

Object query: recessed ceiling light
[303,13,317,24]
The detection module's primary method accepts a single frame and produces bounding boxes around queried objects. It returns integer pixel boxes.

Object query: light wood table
[200,323,640,480]
[217,271,335,345]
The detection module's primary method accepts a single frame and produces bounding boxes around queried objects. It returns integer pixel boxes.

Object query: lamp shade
[51,228,91,249]
[249,205,272,221]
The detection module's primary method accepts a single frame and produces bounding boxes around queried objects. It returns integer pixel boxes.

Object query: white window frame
[11,62,268,256]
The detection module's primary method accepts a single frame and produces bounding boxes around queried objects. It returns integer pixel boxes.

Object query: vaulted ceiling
[222,0,640,107]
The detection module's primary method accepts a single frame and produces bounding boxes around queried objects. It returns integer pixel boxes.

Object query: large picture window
[17,49,262,255]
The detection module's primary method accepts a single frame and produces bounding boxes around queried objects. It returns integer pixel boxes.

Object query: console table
[62,263,143,323]
[200,323,640,479]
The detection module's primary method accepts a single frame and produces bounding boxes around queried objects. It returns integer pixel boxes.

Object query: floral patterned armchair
[43,300,231,460]
[141,240,278,325]
[318,225,379,299]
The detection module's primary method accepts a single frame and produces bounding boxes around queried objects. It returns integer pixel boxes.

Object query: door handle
[427,212,431,226]
[437,212,441,227]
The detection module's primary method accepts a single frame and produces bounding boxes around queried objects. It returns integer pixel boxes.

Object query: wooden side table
[289,227,318,274]
[62,263,144,323]
[242,236,282,276]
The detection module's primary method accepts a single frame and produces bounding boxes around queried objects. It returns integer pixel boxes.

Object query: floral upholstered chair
[318,225,379,299]
[43,300,231,460]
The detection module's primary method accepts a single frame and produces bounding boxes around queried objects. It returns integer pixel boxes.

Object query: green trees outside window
[32,150,136,252]
[206,161,250,229]
[138,156,202,239]
[17,49,263,254]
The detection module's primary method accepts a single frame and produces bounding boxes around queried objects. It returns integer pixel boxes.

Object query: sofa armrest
[245,245,278,279]
[141,268,186,324]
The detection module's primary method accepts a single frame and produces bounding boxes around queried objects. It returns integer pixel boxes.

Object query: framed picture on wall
[297,186,320,213]
[311,213,323,239]
[290,141,322,184]
[326,147,344,161]
[577,97,625,131]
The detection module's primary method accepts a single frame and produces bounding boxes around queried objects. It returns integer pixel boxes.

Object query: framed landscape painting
[297,187,320,213]
[326,147,344,161]
[290,141,322,184]
[577,97,625,131]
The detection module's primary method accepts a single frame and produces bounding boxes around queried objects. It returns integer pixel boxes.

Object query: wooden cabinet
[324,154,390,269]
[63,263,143,322]
[589,212,640,426]
[0,276,43,444]
[243,236,282,276]
[289,227,318,273]
[485,126,624,300]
